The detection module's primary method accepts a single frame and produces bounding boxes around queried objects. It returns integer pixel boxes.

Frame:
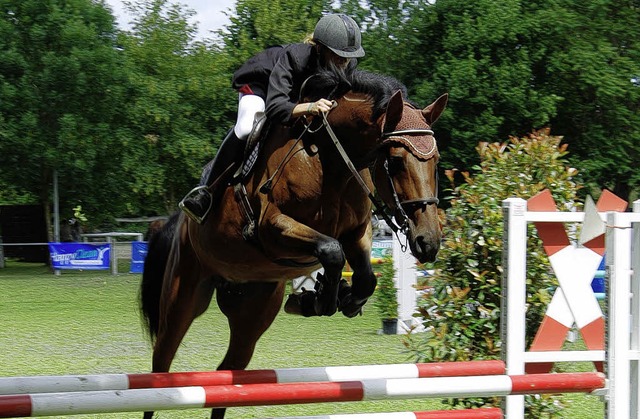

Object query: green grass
[0,261,604,418]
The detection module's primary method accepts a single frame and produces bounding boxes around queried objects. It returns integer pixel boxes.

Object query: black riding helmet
[313,14,365,58]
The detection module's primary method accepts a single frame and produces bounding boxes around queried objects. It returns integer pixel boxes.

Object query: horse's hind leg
[152,276,215,372]
[143,262,215,418]
[209,280,286,419]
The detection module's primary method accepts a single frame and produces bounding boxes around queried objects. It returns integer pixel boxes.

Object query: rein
[319,112,439,246]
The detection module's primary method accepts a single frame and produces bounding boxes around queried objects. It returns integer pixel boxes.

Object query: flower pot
[381,318,398,335]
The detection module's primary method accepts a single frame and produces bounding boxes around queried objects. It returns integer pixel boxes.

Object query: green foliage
[354,0,639,201]
[405,130,581,416]
[540,1,640,199]
[0,0,128,227]
[116,0,233,214]
[373,255,398,320]
[1,0,637,232]
[222,0,330,64]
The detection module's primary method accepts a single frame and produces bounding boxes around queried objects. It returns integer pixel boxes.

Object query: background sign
[130,241,148,273]
[372,240,393,258]
[48,243,110,270]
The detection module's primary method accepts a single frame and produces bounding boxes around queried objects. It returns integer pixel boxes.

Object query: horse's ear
[383,90,404,132]
[422,93,448,125]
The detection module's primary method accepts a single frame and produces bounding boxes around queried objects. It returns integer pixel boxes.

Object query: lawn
[0,261,604,418]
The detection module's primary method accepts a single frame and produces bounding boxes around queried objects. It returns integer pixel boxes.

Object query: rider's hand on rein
[307,98,334,115]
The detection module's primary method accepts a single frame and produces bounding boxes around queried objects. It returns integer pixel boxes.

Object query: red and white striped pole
[271,408,504,419]
[0,373,605,418]
[0,361,505,395]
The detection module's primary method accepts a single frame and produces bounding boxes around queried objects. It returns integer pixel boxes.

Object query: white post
[53,169,61,276]
[631,201,640,419]
[392,231,420,333]
[605,211,632,419]
[109,236,117,276]
[501,198,528,419]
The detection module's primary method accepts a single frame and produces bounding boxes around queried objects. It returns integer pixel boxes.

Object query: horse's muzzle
[409,232,441,264]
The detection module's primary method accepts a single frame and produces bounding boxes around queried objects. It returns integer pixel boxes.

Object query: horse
[140,69,447,419]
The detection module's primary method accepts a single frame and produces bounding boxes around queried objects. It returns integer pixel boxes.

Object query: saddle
[234,112,269,182]
[232,112,270,242]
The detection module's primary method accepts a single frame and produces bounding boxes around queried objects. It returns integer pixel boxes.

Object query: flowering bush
[404,129,581,416]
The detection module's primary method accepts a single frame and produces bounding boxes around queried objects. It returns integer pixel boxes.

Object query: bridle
[380,129,440,208]
[319,112,439,244]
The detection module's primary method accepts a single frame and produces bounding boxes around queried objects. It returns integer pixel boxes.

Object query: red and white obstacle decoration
[526,190,627,373]
[274,409,504,419]
[503,191,640,419]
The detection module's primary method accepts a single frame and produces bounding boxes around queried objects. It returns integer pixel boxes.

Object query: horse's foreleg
[211,281,286,419]
[267,214,345,316]
[339,235,377,318]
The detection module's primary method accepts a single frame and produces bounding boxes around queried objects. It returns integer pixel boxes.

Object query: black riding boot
[179,130,244,224]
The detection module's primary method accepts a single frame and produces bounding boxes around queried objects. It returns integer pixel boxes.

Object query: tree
[222,0,331,65]
[349,0,639,201]
[116,0,236,214]
[356,0,561,170]
[0,0,127,232]
[538,1,640,199]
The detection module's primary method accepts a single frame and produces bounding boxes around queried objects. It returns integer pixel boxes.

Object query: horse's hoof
[338,295,367,318]
[284,292,320,317]
[337,278,351,300]
[337,279,364,317]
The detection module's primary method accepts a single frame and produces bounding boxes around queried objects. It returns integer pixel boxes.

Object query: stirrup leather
[178,185,212,225]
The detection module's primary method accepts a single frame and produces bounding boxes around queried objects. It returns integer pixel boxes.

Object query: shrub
[373,255,398,320]
[404,129,582,416]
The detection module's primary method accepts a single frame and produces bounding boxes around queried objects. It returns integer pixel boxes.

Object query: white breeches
[234,94,266,140]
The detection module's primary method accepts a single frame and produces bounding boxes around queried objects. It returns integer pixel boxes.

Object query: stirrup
[178,185,212,225]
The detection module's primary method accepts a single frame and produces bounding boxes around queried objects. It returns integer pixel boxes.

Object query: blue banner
[48,242,110,270]
[130,241,148,273]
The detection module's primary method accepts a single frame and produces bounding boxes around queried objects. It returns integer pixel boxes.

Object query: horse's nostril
[412,234,440,263]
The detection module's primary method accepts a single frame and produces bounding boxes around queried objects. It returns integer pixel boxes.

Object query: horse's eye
[386,156,404,176]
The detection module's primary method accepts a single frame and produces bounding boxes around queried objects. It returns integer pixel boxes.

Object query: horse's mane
[349,70,409,120]
[302,69,409,121]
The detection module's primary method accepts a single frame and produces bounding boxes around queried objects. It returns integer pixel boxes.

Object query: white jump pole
[501,198,528,419]
[270,408,504,419]
[392,231,422,334]
[605,204,640,419]
[0,361,506,395]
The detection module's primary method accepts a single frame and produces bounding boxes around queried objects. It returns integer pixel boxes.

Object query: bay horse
[140,70,447,419]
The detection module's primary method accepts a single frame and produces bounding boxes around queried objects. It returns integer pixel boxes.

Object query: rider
[179,13,365,224]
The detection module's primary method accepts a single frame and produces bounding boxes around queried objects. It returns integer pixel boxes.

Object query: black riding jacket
[232,43,356,124]
[232,44,318,123]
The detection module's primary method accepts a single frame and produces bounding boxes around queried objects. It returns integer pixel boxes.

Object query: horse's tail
[139,211,182,342]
